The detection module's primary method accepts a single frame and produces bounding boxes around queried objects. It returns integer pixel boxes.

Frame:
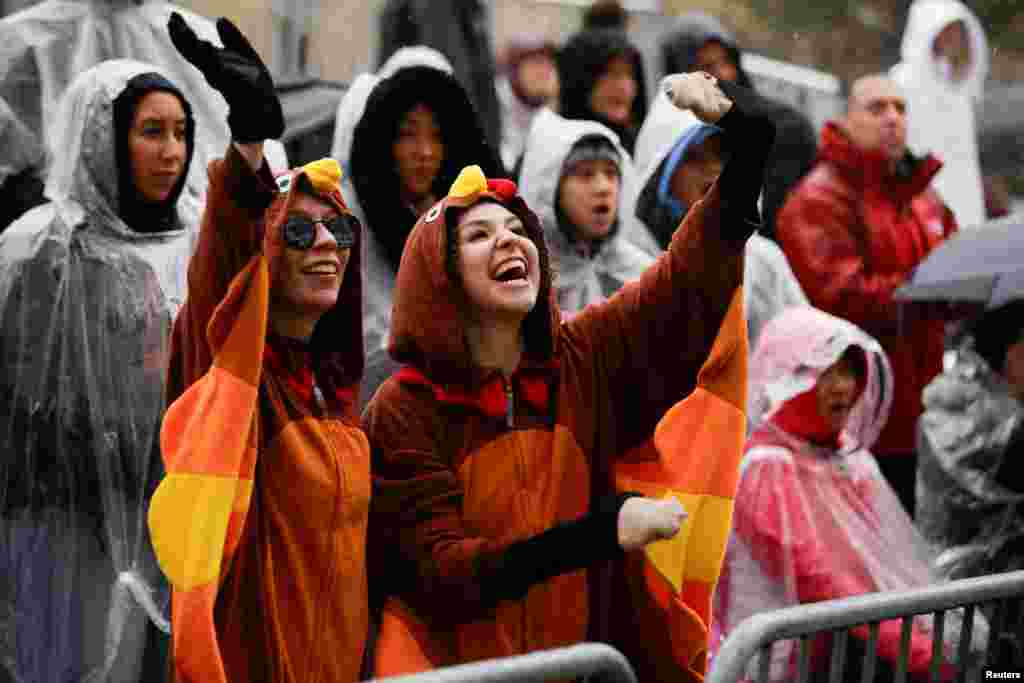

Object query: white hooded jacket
[891,0,989,229]
[633,89,809,348]
[517,108,653,317]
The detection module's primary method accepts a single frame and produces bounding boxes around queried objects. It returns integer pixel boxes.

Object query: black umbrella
[896,213,1024,309]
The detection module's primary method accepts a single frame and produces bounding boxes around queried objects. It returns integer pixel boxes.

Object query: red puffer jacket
[776,122,957,456]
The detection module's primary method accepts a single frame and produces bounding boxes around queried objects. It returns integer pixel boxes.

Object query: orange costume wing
[614,286,748,682]
[148,158,346,683]
[148,254,269,683]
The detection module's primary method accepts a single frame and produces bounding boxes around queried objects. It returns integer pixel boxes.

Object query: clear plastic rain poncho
[0,0,288,193]
[918,342,1024,581]
[714,306,988,681]
[0,59,200,682]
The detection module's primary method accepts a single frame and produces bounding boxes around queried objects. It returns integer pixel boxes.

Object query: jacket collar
[819,121,942,203]
[396,358,559,419]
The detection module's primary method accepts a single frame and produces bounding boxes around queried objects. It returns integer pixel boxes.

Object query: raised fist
[662,72,734,125]
[617,496,687,552]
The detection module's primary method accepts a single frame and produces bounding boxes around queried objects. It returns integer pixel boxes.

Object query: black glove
[168,12,284,143]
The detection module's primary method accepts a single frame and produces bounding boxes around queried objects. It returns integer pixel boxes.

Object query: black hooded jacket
[660,12,818,240]
[558,28,648,155]
[349,65,503,273]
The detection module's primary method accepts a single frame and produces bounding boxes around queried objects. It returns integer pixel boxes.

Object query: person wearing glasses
[146,15,371,682]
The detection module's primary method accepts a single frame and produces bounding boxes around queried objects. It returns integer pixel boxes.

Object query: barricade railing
[708,570,1024,683]
[371,643,637,683]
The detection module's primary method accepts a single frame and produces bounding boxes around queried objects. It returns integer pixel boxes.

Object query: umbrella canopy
[896,212,1024,308]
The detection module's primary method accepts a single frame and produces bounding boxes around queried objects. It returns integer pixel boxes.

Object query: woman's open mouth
[492,257,529,285]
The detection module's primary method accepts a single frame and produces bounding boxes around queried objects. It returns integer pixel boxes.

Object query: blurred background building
[1,0,1021,204]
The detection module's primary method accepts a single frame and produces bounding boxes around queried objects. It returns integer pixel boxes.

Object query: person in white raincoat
[0,59,200,683]
[0,0,288,191]
[891,0,989,229]
[714,306,988,682]
[632,86,808,349]
[517,108,653,318]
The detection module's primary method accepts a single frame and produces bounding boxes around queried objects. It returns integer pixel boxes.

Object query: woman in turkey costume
[147,15,369,682]
[363,73,776,681]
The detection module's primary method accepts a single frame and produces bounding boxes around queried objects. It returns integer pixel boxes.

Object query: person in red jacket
[776,74,957,515]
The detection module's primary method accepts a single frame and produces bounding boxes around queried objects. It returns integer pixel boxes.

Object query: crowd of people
[0,0,1020,682]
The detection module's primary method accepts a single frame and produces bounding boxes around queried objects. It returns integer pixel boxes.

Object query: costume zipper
[503,375,515,429]
[311,379,344,682]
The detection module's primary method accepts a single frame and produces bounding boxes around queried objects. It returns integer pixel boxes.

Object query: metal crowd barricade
[371,643,638,683]
[708,570,1024,683]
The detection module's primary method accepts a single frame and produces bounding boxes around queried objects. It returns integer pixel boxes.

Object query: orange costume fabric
[148,146,370,683]
[364,166,749,682]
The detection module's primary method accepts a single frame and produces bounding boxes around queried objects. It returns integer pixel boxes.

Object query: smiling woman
[364,67,773,682]
[270,190,355,341]
[147,14,371,683]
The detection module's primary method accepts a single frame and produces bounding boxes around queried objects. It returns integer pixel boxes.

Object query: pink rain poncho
[713,306,987,681]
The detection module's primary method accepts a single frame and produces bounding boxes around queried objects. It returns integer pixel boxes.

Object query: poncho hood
[748,306,893,453]
[898,0,989,99]
[45,59,198,240]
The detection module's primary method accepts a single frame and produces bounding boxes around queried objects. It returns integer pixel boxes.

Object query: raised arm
[164,12,284,398]
[564,74,776,453]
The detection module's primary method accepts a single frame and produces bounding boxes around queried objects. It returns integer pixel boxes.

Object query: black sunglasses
[281,213,359,250]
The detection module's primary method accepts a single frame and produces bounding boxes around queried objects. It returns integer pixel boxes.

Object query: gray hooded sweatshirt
[517,108,653,318]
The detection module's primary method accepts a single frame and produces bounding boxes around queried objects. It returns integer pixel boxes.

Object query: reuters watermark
[985,671,1023,680]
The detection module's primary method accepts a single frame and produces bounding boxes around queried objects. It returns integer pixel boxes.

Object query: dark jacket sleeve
[760,103,818,240]
[562,85,775,458]
[166,145,277,400]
